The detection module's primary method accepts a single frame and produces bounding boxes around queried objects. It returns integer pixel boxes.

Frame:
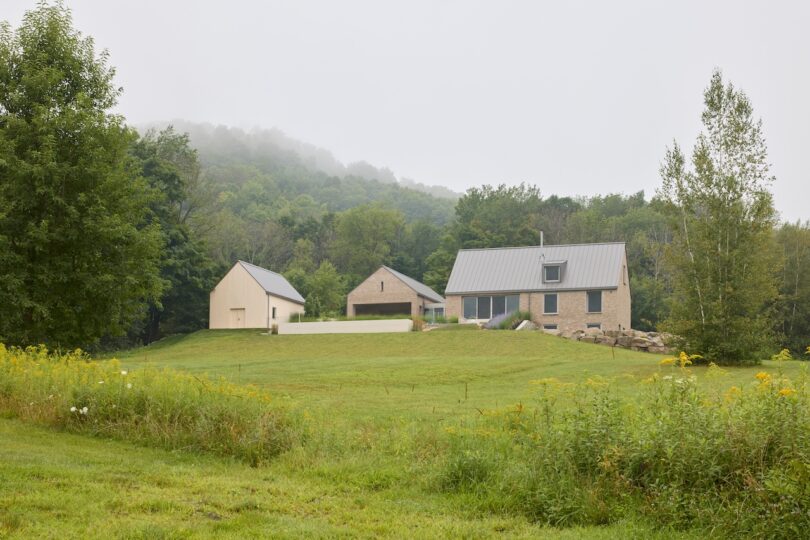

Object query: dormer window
[544,265,560,282]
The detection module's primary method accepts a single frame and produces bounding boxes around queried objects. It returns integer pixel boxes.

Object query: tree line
[1,3,808,363]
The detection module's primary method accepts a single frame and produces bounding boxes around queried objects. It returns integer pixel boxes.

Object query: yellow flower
[778,388,795,397]
[659,357,676,366]
[755,372,770,382]
[724,386,742,402]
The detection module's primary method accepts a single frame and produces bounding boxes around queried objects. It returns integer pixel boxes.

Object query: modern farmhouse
[444,242,631,333]
[209,261,305,329]
[347,266,445,318]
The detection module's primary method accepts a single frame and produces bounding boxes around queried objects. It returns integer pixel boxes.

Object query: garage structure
[209,261,305,329]
[347,266,444,318]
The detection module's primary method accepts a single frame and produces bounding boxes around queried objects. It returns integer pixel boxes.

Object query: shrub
[448,316,459,324]
[486,310,532,330]
[438,359,810,535]
[412,317,425,332]
[0,344,301,465]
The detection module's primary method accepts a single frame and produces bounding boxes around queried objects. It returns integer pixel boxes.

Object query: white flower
[663,375,673,381]
[70,406,77,412]
[98,380,104,384]
[80,406,88,415]
[121,370,128,376]
[126,383,132,389]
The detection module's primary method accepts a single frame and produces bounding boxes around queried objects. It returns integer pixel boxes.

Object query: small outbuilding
[347,266,444,318]
[209,261,305,329]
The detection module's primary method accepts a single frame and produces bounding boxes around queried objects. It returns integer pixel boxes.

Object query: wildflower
[755,372,770,382]
[663,375,673,381]
[126,383,132,389]
[80,406,88,415]
[98,380,104,384]
[778,388,795,397]
[659,357,676,366]
[70,406,77,412]
[724,386,741,402]
[121,370,128,376]
[771,349,793,362]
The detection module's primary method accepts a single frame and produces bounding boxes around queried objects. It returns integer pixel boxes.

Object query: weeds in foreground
[438,355,810,538]
[0,344,301,465]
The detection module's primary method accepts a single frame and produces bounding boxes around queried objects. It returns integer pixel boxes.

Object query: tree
[776,222,810,353]
[305,261,346,317]
[330,204,404,279]
[130,128,218,343]
[658,70,779,364]
[0,3,163,348]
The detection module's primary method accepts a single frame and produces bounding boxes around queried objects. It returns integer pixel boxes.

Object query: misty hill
[153,120,459,208]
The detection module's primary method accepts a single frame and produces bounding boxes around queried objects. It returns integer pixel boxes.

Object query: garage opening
[353,302,412,316]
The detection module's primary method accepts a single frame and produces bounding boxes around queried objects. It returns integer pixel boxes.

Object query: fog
[3,0,808,220]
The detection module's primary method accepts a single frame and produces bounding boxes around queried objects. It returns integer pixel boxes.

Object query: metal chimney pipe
[540,230,544,247]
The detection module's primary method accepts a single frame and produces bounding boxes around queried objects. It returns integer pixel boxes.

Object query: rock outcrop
[560,328,674,354]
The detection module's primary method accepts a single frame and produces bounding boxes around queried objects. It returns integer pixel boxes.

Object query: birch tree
[658,70,779,364]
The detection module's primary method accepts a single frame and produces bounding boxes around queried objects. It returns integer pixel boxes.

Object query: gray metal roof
[382,266,445,303]
[444,243,626,295]
[238,261,306,304]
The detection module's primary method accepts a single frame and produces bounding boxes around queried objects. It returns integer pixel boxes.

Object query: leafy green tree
[305,261,346,317]
[658,70,780,364]
[130,128,218,342]
[776,222,810,353]
[330,204,404,279]
[0,3,163,348]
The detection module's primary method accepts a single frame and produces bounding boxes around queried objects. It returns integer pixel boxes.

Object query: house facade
[347,266,444,318]
[444,243,631,333]
[209,261,305,329]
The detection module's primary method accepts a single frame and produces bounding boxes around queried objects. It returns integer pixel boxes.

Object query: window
[586,323,601,329]
[477,296,491,319]
[587,291,602,313]
[544,293,558,314]
[506,295,520,313]
[463,297,477,319]
[544,265,560,282]
[492,296,506,317]
[381,281,384,292]
[543,324,558,330]
[272,307,277,320]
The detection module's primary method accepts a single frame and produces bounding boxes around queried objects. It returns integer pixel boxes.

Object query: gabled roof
[444,242,626,295]
[238,261,305,304]
[382,266,445,303]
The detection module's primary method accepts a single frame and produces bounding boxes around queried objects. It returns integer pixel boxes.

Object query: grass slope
[0,419,698,539]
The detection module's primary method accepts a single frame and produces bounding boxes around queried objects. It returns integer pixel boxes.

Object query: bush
[438,360,810,536]
[448,316,459,324]
[486,311,532,330]
[0,344,301,465]
[412,317,425,332]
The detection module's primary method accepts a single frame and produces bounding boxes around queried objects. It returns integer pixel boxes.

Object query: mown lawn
[114,328,798,424]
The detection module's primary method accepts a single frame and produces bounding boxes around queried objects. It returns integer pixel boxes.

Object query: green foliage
[439,366,810,536]
[330,204,405,279]
[495,311,533,330]
[0,344,299,465]
[776,221,810,354]
[304,261,346,317]
[658,71,780,364]
[129,127,219,343]
[0,3,163,348]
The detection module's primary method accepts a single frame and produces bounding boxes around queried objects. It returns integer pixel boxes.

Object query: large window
[544,265,560,282]
[587,291,602,313]
[544,293,558,314]
[477,296,491,319]
[463,297,477,319]
[461,295,520,319]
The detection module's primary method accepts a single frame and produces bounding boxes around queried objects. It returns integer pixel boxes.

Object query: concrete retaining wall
[277,319,413,335]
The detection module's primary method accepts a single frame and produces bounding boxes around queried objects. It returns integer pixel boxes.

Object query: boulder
[584,327,604,336]
[631,337,653,349]
[616,335,634,348]
[542,329,561,337]
[580,335,598,344]
[597,336,617,346]
[604,330,622,338]
[569,330,586,341]
[516,320,538,331]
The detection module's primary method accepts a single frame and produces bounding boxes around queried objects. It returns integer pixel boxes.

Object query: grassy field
[1,328,805,538]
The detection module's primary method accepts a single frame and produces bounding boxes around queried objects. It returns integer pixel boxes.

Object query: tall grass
[0,344,300,465]
[438,357,810,537]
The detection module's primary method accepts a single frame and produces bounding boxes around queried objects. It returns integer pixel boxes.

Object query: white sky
[3,1,809,221]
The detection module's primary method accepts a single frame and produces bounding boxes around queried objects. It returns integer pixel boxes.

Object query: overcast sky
[4,1,809,221]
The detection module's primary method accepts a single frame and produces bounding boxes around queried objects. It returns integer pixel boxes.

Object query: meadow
[1,328,808,538]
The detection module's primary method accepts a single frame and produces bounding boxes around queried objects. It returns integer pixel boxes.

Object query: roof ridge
[238,259,285,277]
[457,242,626,252]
